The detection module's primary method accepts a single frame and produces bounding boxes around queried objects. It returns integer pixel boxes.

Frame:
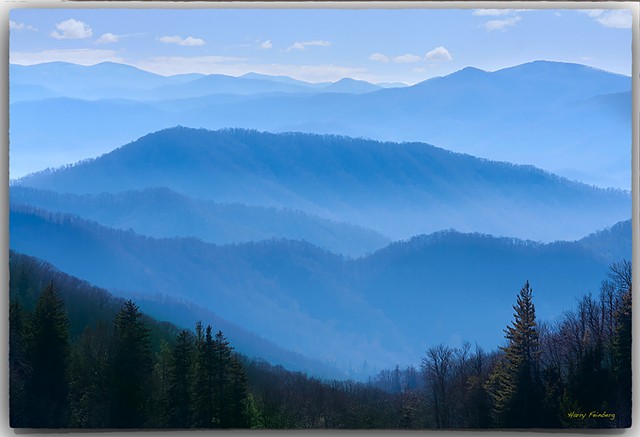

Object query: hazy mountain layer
[15,127,631,242]
[10,206,630,373]
[9,61,383,102]
[10,61,631,187]
[9,249,346,380]
[10,186,389,257]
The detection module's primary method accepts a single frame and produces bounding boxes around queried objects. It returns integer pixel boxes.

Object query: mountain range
[10,186,389,258]
[14,127,631,243]
[9,60,631,188]
[9,61,388,102]
[10,127,632,375]
[9,60,632,378]
[9,205,631,376]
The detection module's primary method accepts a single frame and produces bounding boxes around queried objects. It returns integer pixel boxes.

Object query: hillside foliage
[9,252,631,429]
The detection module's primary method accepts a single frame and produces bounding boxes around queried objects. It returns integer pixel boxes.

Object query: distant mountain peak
[494,59,630,78]
[323,77,382,93]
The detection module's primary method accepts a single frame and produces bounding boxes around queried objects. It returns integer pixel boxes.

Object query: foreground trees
[9,278,250,428]
[486,281,543,427]
[22,282,70,428]
[9,254,631,429]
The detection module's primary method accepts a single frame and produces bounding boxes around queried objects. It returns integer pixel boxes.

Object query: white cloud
[473,9,514,16]
[96,33,120,44]
[50,18,93,40]
[425,46,453,62]
[595,10,632,29]
[393,53,421,63]
[260,40,273,49]
[10,20,37,31]
[369,53,390,63]
[10,49,123,66]
[158,35,205,46]
[581,10,604,18]
[482,16,522,31]
[286,40,331,51]
[579,9,632,29]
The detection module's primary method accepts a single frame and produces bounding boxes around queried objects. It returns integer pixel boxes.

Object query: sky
[9,7,634,85]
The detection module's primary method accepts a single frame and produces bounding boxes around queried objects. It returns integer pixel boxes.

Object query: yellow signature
[567,411,616,421]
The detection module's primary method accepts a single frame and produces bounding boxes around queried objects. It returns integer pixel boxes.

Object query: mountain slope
[10,61,169,98]
[10,206,629,372]
[322,78,382,94]
[9,250,344,379]
[9,206,407,372]
[10,61,631,187]
[576,219,632,264]
[15,127,631,242]
[10,186,390,257]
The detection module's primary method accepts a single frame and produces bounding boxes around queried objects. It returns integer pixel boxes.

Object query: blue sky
[9,7,633,84]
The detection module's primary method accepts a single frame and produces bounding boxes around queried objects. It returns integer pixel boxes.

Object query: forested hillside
[9,206,631,373]
[9,9,633,430]
[10,186,389,257]
[10,61,631,188]
[14,127,630,242]
[9,252,631,429]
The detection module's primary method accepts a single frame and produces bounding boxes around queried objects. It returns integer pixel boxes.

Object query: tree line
[368,260,632,428]
[10,284,251,428]
[8,252,631,429]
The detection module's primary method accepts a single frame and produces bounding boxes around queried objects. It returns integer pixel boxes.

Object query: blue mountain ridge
[10,186,390,258]
[15,127,630,243]
[9,249,346,379]
[9,204,630,376]
[9,60,631,188]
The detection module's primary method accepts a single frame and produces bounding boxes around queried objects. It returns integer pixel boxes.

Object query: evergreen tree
[540,366,564,427]
[148,338,172,427]
[68,322,111,428]
[612,282,631,427]
[9,300,29,427]
[226,355,250,428]
[192,324,215,427]
[213,330,233,427]
[109,300,152,428]
[25,282,70,428]
[168,330,195,428]
[487,281,543,428]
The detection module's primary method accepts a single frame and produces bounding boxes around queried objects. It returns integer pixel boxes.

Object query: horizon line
[8,58,632,85]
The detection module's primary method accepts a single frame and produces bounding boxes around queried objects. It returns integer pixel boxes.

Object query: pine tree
[25,282,70,428]
[612,283,631,427]
[168,330,195,428]
[9,300,29,427]
[192,324,215,428]
[487,281,543,428]
[109,300,152,428]
[149,338,172,427]
[68,322,111,428]
[226,355,250,428]
[213,330,232,427]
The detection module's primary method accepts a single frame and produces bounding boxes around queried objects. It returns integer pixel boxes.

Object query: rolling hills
[10,186,389,258]
[9,61,631,188]
[14,127,631,243]
[9,205,630,374]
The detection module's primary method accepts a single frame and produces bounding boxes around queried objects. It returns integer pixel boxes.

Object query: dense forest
[9,251,631,429]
